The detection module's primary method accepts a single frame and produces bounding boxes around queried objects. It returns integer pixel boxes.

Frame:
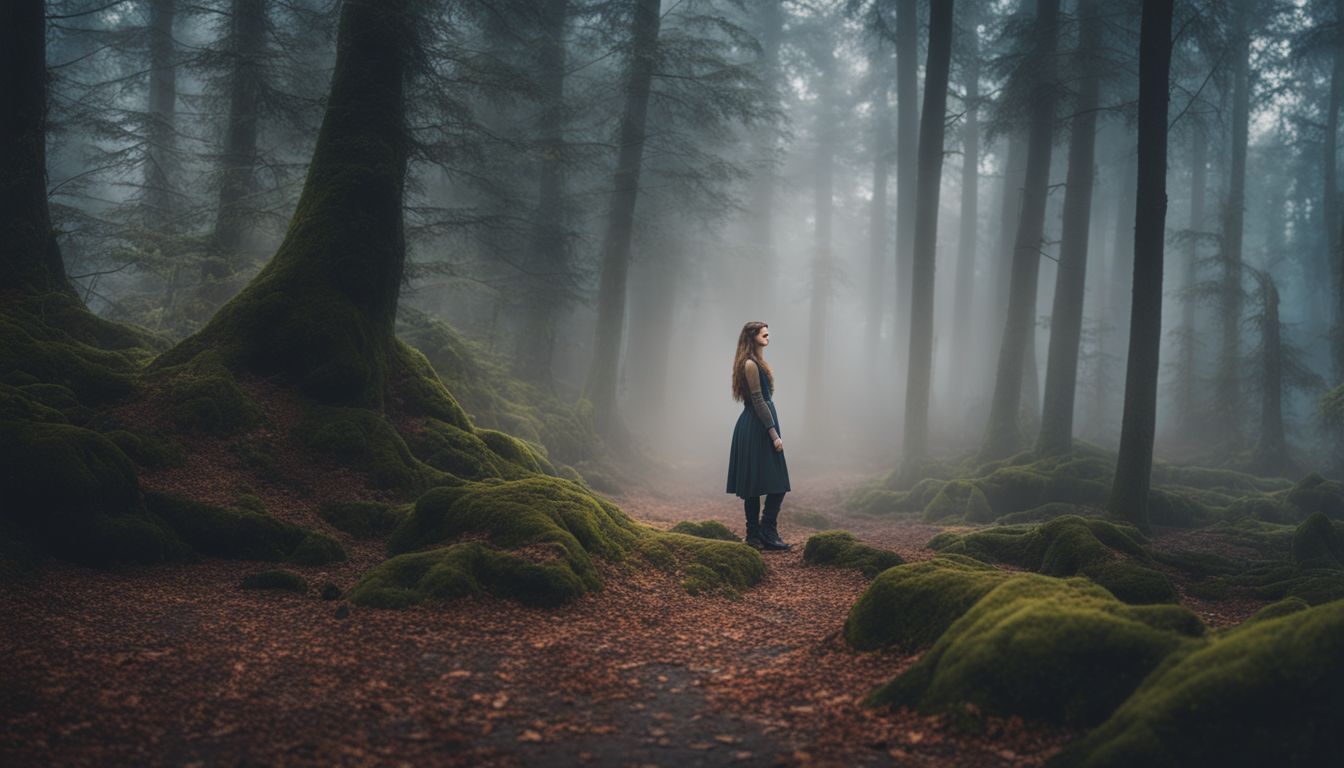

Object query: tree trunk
[1250,272,1292,476]
[1108,0,1173,534]
[1177,122,1207,434]
[199,0,268,311]
[804,50,837,445]
[899,0,955,481]
[153,0,414,408]
[1218,0,1251,448]
[1036,0,1102,456]
[1088,144,1136,440]
[144,0,178,225]
[980,0,1061,461]
[892,0,918,383]
[950,7,980,417]
[518,0,570,385]
[748,0,784,318]
[1,0,74,296]
[583,0,662,437]
[865,69,892,372]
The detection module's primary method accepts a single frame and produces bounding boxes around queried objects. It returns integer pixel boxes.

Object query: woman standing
[726,321,792,551]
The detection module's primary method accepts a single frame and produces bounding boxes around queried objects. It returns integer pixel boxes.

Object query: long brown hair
[731,321,775,402]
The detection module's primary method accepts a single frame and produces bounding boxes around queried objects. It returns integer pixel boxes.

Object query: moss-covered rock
[669,520,739,542]
[1290,511,1344,568]
[348,540,585,607]
[240,569,308,592]
[928,516,1176,604]
[151,350,263,436]
[802,531,904,577]
[296,404,436,491]
[144,490,345,564]
[845,556,1011,651]
[1051,601,1344,767]
[996,502,1096,525]
[318,500,407,539]
[640,532,765,597]
[0,420,187,566]
[922,480,994,523]
[1288,472,1344,520]
[868,575,1203,727]
[103,430,186,469]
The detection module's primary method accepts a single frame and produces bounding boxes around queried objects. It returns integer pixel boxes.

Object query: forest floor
[0,461,1270,768]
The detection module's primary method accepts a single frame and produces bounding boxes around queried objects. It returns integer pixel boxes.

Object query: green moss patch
[638,532,765,597]
[868,575,1203,728]
[922,480,993,523]
[240,569,308,592]
[844,556,1011,651]
[0,420,188,566]
[144,490,345,564]
[318,500,407,539]
[296,405,436,491]
[1288,472,1344,519]
[1052,601,1344,766]
[802,531,904,578]
[669,520,739,541]
[929,515,1177,604]
[348,540,584,607]
[151,350,263,436]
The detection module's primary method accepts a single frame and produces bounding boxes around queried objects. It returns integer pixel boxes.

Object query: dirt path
[1,472,1074,767]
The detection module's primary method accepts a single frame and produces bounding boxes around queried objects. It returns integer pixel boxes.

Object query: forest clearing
[4,0,1344,765]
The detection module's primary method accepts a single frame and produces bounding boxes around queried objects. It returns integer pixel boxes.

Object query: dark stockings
[744,492,787,548]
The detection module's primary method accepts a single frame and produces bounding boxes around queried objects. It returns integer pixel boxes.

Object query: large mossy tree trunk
[979,0,1061,462]
[892,0,919,386]
[582,0,661,438]
[518,0,570,386]
[152,0,413,408]
[804,49,837,446]
[2,0,75,297]
[198,0,268,313]
[898,0,954,483]
[950,7,980,420]
[1218,0,1252,450]
[1107,0,1173,534]
[1036,0,1102,457]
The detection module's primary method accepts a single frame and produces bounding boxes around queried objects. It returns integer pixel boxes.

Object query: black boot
[744,497,765,550]
[760,492,791,551]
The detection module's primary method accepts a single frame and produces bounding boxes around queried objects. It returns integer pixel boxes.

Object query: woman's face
[754,326,770,348]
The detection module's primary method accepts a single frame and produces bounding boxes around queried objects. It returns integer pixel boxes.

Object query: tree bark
[1177,122,1207,433]
[865,68,892,372]
[199,0,268,310]
[899,0,955,481]
[1218,0,1251,448]
[144,0,178,225]
[1,0,75,296]
[1249,272,1292,476]
[748,0,784,319]
[950,6,980,416]
[153,0,414,407]
[1036,0,1102,456]
[980,0,1061,461]
[1108,0,1173,534]
[892,0,919,383]
[804,49,837,445]
[518,0,570,385]
[583,0,662,437]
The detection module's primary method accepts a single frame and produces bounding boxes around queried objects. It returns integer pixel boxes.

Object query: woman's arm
[744,360,780,444]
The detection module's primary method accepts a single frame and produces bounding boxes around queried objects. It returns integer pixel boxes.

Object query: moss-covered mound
[802,531,904,578]
[318,500,406,540]
[144,490,346,564]
[1287,472,1344,520]
[350,475,763,606]
[928,515,1177,604]
[922,480,994,523]
[668,520,739,541]
[1051,601,1344,767]
[395,307,603,468]
[1170,515,1344,606]
[844,556,1011,651]
[867,575,1204,727]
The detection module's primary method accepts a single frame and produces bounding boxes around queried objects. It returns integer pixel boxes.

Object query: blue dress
[726,363,791,499]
